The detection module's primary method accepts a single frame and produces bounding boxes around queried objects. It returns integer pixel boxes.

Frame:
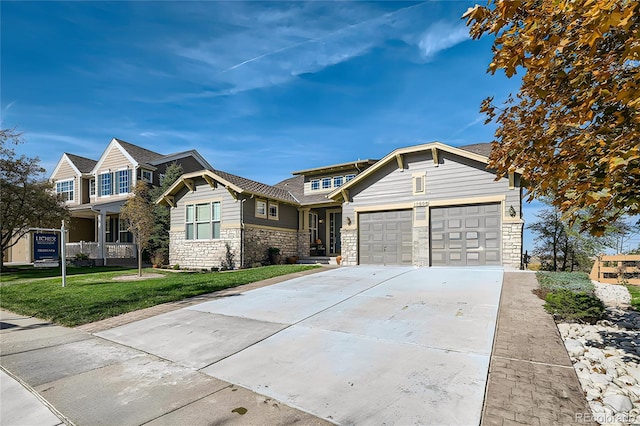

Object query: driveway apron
[98,266,503,425]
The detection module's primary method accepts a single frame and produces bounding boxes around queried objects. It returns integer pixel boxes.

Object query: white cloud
[417,21,470,61]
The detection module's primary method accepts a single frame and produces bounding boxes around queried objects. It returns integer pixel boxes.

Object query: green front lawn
[0,265,320,327]
[627,285,640,310]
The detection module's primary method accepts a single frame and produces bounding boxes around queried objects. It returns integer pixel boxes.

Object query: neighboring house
[161,141,523,269]
[44,138,211,265]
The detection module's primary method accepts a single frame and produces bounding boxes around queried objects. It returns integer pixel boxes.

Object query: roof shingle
[65,153,97,174]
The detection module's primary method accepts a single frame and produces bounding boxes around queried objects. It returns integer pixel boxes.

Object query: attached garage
[359,210,412,265]
[430,203,501,266]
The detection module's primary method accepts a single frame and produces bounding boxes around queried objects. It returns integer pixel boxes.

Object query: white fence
[65,242,136,259]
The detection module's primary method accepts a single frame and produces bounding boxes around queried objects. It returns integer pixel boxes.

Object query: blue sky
[2,1,550,251]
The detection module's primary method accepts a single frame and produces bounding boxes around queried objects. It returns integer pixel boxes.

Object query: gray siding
[170,178,241,230]
[243,196,298,230]
[343,151,520,223]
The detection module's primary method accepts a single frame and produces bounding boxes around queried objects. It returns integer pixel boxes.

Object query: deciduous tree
[463,1,640,234]
[0,129,69,270]
[120,181,155,277]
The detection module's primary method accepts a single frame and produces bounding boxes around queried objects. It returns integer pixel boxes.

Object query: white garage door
[359,210,413,265]
[430,203,501,266]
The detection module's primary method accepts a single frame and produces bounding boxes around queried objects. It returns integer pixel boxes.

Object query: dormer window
[334,176,344,188]
[345,174,356,182]
[322,178,332,189]
[311,179,320,191]
[56,180,74,201]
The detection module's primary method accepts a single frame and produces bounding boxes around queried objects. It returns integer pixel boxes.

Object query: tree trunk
[138,247,142,277]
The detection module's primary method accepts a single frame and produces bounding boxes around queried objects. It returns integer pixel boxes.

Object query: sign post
[61,220,66,287]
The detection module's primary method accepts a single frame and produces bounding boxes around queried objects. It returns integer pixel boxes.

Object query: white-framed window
[56,180,74,201]
[117,169,132,194]
[141,169,153,183]
[333,176,344,188]
[345,174,356,182]
[310,179,320,191]
[89,179,96,197]
[322,177,332,189]
[268,202,279,220]
[413,173,426,195]
[99,172,112,196]
[255,199,267,218]
[185,201,221,240]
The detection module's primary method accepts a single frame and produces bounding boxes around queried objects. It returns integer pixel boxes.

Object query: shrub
[74,253,89,260]
[544,289,605,324]
[536,271,594,293]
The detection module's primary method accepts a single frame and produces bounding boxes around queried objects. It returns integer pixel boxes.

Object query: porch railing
[65,242,137,259]
[590,254,640,285]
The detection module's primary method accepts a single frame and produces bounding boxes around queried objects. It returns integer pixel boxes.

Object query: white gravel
[558,282,640,425]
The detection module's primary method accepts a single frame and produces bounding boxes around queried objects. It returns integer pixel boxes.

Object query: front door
[328,210,342,255]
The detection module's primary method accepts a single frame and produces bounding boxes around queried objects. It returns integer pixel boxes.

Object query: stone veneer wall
[340,228,358,266]
[243,226,297,267]
[412,225,429,267]
[502,221,524,269]
[170,228,241,270]
[297,230,311,258]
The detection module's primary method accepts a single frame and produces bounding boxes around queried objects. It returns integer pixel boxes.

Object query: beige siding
[98,145,134,173]
[51,160,77,181]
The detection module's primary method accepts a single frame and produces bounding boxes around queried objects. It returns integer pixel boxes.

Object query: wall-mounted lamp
[319,219,324,224]
[508,205,517,218]
[347,217,352,225]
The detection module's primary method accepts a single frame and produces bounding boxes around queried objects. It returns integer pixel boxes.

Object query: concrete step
[297,257,339,265]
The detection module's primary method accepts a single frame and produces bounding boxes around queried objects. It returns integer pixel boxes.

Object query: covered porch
[68,200,136,266]
[297,204,343,259]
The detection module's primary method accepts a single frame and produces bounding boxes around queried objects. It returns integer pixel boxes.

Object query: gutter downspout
[240,198,246,269]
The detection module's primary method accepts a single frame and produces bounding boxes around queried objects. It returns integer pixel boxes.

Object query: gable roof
[327,141,521,201]
[114,138,165,166]
[148,149,213,171]
[158,169,298,206]
[66,153,97,174]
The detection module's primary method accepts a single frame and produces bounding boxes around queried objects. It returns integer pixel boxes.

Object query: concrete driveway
[98,266,503,425]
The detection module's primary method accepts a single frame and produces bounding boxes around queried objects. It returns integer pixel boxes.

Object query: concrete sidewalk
[481,272,596,426]
[0,310,328,426]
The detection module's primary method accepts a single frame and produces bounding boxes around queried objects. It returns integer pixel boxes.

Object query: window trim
[89,178,96,197]
[412,173,426,195]
[116,168,132,195]
[268,201,279,221]
[99,172,112,197]
[310,179,320,191]
[56,179,74,202]
[185,201,222,240]
[141,169,153,183]
[255,199,267,219]
[321,177,332,189]
[333,176,344,188]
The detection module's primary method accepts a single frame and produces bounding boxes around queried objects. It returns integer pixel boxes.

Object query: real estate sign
[33,233,59,261]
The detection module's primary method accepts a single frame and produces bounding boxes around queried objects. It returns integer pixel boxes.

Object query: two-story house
[48,138,211,265]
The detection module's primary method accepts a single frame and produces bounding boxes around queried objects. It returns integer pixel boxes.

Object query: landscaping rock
[603,394,634,413]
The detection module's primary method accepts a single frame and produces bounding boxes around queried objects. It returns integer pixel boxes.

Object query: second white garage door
[359,210,413,265]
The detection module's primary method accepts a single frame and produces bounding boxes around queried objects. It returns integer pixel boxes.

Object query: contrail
[221,2,428,73]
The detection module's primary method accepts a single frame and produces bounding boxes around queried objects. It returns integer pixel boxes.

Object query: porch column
[299,208,310,231]
[96,210,106,266]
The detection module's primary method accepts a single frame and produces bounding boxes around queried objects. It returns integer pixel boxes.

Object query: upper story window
[333,176,344,188]
[268,202,279,220]
[117,169,132,194]
[345,174,356,182]
[159,173,166,186]
[99,173,112,196]
[185,201,221,240]
[56,180,74,201]
[89,179,96,197]
[255,199,267,218]
[322,178,332,189]
[141,169,153,183]
[413,173,426,195]
[310,179,320,191]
